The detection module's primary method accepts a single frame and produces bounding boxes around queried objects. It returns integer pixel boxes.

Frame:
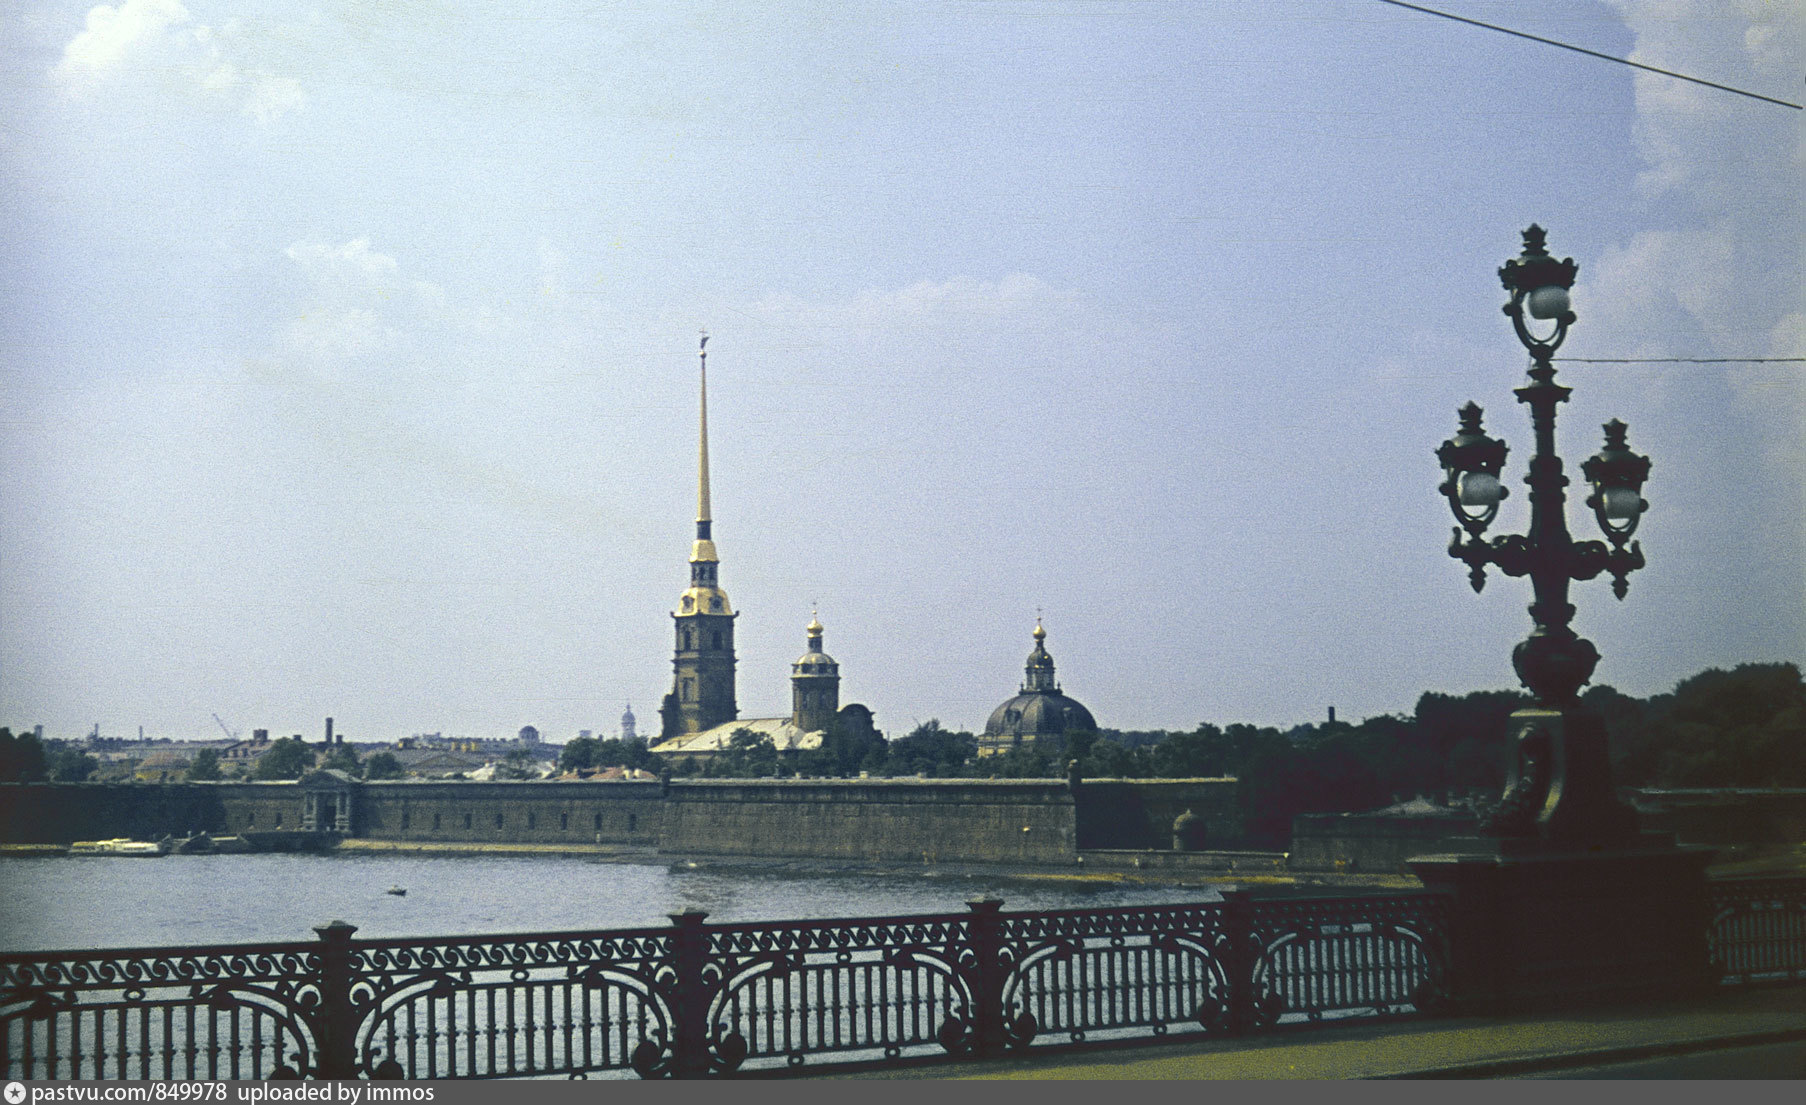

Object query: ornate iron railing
[0,939,323,1080]
[1,890,1450,1080]
[1709,876,1806,985]
[350,925,676,1079]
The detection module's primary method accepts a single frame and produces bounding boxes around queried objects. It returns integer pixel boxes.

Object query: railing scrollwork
[0,885,1499,1081]
[1709,876,1806,986]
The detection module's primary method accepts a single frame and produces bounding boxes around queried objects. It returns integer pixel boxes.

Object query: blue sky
[2,0,1800,743]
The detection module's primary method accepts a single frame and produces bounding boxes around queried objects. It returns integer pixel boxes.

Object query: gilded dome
[981,619,1096,738]
[793,614,838,674]
[983,691,1097,738]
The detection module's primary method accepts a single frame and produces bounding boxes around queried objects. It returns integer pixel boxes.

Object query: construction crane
[212,713,239,741]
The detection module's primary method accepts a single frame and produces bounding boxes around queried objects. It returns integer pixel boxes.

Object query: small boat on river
[69,838,165,857]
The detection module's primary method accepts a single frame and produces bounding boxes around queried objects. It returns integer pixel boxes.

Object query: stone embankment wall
[1628,788,1806,847]
[1289,811,1480,874]
[1,777,1242,864]
[352,781,664,847]
[1073,779,1240,849]
[660,779,1076,863]
[0,783,228,843]
[1288,789,1806,874]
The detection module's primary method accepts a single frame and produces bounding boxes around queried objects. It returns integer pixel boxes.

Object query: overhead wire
[1555,358,1805,364]
[1375,0,1803,110]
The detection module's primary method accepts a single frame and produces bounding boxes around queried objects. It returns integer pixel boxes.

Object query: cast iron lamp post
[1435,225,1650,842]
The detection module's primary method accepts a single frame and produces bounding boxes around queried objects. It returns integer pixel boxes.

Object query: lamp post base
[1482,706,1640,843]
[1410,840,1715,1016]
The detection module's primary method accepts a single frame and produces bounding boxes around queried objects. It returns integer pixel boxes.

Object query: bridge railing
[1709,876,1806,986]
[0,939,324,1080]
[1,890,1449,1080]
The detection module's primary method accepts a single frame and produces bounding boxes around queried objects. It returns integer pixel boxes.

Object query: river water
[0,853,1218,953]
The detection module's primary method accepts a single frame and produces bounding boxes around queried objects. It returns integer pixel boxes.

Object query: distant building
[392,748,486,778]
[133,747,193,781]
[519,726,540,745]
[978,619,1097,756]
[221,732,274,767]
[620,705,637,742]
[652,615,866,761]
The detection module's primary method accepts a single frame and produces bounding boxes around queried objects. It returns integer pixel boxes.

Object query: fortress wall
[0,783,228,843]
[350,781,663,846]
[216,783,308,833]
[2,778,1254,864]
[1627,788,1806,846]
[1288,812,1480,873]
[659,779,1077,864]
[1073,779,1243,850]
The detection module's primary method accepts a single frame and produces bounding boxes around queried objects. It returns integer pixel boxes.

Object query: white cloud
[55,0,192,77]
[53,0,304,124]
[1584,3,1802,364]
[286,237,402,287]
[754,273,1072,332]
[281,238,444,366]
[1769,313,1806,359]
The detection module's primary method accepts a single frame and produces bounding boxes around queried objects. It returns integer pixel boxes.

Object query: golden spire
[678,330,729,615]
[697,331,710,530]
[688,331,720,566]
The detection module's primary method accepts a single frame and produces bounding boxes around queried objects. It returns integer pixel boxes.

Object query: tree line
[572,662,1804,845]
[5,662,1798,846]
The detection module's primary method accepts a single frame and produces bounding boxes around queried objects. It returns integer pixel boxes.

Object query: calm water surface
[0,854,1217,952]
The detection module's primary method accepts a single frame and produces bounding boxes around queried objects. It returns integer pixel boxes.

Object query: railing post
[311,920,360,1080]
[667,911,710,1079]
[965,897,1007,1058]
[1220,890,1256,1035]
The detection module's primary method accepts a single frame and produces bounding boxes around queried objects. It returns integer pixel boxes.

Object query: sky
[1,0,1800,744]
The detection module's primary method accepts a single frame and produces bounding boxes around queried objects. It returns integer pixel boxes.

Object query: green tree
[559,736,600,773]
[796,714,889,777]
[1658,663,1806,786]
[497,748,534,779]
[364,751,405,779]
[563,735,658,774]
[254,737,314,780]
[1076,735,1147,779]
[46,744,98,782]
[1235,739,1316,847]
[596,737,658,770]
[700,729,780,777]
[0,728,49,782]
[1412,689,1529,794]
[878,720,975,777]
[1149,724,1231,778]
[320,745,362,777]
[187,747,222,781]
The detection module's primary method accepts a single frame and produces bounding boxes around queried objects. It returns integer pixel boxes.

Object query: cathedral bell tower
[660,334,739,739]
[790,611,840,733]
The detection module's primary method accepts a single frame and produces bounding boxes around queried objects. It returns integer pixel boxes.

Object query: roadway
[824,984,1804,1079]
